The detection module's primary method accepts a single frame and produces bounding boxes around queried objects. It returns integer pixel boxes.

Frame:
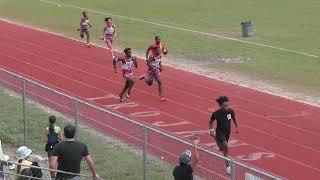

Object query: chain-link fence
[0,160,93,180]
[0,67,282,180]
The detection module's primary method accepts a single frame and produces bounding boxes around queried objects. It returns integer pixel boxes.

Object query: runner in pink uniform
[77,11,92,47]
[101,17,117,61]
[140,47,166,101]
[114,48,138,102]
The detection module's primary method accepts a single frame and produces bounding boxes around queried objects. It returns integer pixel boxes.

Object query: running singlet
[151,42,164,56]
[81,17,89,30]
[104,25,115,40]
[148,56,161,72]
[122,57,134,75]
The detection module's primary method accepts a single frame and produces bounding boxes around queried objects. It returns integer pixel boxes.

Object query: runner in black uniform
[208,96,239,175]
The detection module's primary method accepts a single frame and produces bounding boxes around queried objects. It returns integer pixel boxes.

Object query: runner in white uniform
[140,47,166,101]
[114,48,138,102]
[101,17,117,61]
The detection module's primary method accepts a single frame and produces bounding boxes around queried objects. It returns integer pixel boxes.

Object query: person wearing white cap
[173,137,200,180]
[16,146,33,175]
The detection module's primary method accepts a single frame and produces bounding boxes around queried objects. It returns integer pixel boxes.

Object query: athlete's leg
[80,30,84,39]
[140,72,153,86]
[119,80,130,102]
[85,31,90,45]
[154,73,165,100]
[127,78,135,97]
[106,41,115,59]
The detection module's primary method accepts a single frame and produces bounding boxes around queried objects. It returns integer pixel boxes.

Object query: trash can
[240,21,254,37]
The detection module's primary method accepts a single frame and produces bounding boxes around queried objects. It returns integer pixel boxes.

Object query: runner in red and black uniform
[140,47,166,101]
[114,48,138,102]
[146,36,168,61]
[77,11,92,47]
[209,96,239,175]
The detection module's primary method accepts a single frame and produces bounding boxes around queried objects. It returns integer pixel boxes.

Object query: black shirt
[53,141,89,177]
[210,108,235,133]
[173,164,193,180]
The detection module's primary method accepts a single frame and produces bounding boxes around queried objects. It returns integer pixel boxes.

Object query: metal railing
[0,67,282,180]
[0,160,93,180]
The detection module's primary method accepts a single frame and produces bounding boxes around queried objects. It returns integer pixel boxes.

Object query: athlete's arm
[113,25,117,39]
[190,139,200,170]
[159,60,163,72]
[88,21,92,28]
[146,46,152,60]
[133,57,138,68]
[101,27,105,40]
[209,112,216,136]
[113,57,122,73]
[162,45,168,55]
[231,110,239,133]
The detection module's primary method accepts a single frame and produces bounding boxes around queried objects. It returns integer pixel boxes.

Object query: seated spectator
[16,146,33,175]
[173,138,200,180]
[49,124,99,180]
[44,116,62,161]
[16,146,43,180]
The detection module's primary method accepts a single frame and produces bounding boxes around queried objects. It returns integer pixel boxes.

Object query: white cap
[17,146,32,160]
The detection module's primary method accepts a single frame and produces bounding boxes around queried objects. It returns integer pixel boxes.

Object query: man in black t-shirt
[49,125,99,180]
[209,96,239,175]
[173,138,200,180]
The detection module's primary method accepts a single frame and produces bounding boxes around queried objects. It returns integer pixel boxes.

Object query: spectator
[49,125,98,180]
[16,146,33,175]
[173,138,200,180]
[16,146,43,180]
[44,116,62,161]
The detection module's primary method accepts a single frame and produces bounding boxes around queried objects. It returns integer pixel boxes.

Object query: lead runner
[208,96,239,175]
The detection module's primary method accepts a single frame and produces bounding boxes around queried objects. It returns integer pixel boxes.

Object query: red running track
[0,20,320,179]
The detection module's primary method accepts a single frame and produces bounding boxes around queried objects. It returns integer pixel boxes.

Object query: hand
[100,37,105,40]
[209,129,215,136]
[163,49,168,55]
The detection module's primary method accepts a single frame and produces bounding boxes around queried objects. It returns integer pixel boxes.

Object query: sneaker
[226,166,231,175]
[161,97,166,101]
[119,96,124,102]
[139,74,146,80]
[126,93,130,98]
[86,43,91,48]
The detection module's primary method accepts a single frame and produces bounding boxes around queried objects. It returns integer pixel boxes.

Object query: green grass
[0,87,174,179]
[0,0,319,96]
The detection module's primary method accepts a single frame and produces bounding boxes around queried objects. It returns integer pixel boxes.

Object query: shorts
[123,73,133,80]
[80,27,89,33]
[215,129,230,143]
[105,37,113,44]
[147,70,161,84]
[47,149,55,157]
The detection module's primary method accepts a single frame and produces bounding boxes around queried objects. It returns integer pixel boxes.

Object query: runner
[101,17,117,60]
[140,47,166,101]
[77,11,92,47]
[114,48,138,102]
[146,36,168,61]
[208,96,239,175]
